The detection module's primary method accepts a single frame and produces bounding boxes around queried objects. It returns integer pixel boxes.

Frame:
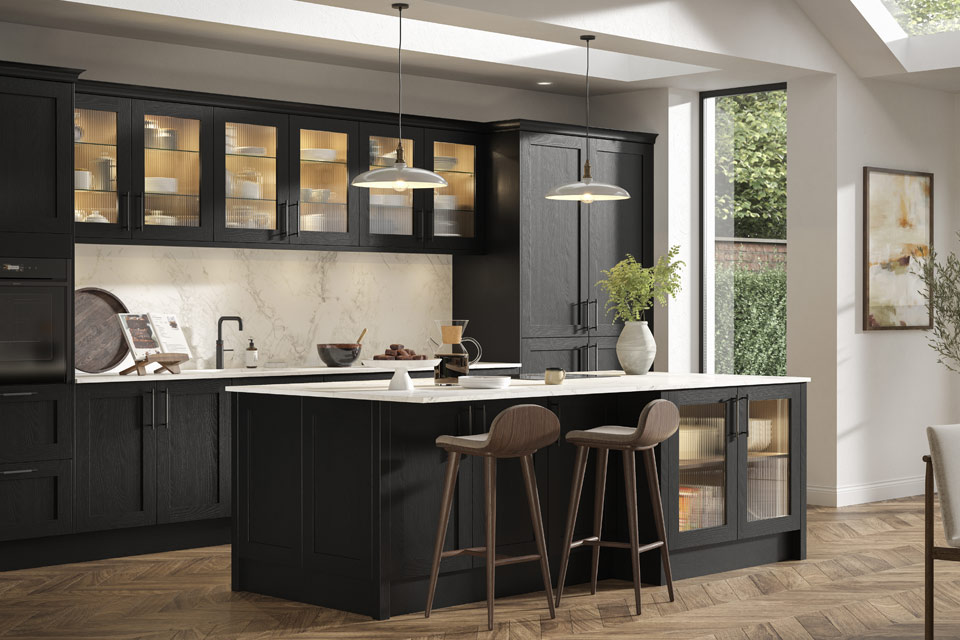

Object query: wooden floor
[3,496,960,639]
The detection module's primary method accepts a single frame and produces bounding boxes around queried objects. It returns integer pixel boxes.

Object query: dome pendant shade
[352,3,447,191]
[352,162,448,190]
[546,35,630,203]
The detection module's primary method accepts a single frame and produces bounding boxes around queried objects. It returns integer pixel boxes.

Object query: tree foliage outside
[881,0,960,36]
[597,248,684,323]
[715,263,787,377]
[714,90,787,240]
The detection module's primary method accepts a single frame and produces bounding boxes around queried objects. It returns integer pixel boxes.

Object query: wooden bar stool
[424,404,560,630]
[555,398,680,615]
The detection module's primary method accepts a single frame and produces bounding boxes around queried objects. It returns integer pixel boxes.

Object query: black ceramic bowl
[317,343,362,367]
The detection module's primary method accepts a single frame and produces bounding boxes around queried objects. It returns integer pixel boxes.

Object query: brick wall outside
[715,240,786,270]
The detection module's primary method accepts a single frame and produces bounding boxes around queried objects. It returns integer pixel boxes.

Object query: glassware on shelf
[677,403,727,533]
[224,122,278,232]
[143,113,201,228]
[74,108,119,225]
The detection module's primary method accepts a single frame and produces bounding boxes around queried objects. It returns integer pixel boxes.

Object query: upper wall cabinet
[0,72,76,237]
[75,95,215,242]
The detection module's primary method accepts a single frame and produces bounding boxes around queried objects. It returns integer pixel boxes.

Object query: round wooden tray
[75,287,130,373]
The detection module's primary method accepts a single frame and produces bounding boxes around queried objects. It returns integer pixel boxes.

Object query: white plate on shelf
[434,195,457,210]
[301,148,338,162]
[434,156,457,170]
[145,177,178,194]
[458,376,511,390]
[235,146,267,156]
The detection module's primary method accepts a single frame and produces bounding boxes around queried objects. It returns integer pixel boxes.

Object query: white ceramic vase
[616,320,656,375]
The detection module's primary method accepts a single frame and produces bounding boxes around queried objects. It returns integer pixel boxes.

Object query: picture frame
[863,166,933,331]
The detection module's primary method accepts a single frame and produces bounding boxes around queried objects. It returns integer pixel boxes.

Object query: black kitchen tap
[216,316,244,369]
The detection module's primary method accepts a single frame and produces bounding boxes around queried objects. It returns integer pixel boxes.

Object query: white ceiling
[0,0,958,94]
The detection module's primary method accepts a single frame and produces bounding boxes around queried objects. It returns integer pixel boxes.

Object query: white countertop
[226,372,810,403]
[75,362,522,384]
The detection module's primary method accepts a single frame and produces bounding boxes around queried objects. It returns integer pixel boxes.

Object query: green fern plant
[596,247,684,323]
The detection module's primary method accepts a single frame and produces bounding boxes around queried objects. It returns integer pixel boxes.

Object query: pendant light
[546,35,630,203]
[352,3,447,191]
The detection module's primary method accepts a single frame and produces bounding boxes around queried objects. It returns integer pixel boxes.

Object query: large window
[701,85,787,376]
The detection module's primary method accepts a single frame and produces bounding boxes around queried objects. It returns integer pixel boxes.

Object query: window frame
[698,82,788,373]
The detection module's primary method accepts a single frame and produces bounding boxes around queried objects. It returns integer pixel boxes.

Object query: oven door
[0,283,68,384]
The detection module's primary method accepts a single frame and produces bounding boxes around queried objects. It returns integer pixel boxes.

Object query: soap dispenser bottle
[245,338,259,369]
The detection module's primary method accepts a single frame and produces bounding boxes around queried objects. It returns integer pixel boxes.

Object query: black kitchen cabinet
[423,128,483,253]
[76,379,231,531]
[454,122,655,373]
[661,384,805,556]
[0,385,72,463]
[156,380,231,523]
[75,382,157,531]
[0,459,73,542]
[0,64,78,238]
[75,96,215,242]
[215,108,290,244]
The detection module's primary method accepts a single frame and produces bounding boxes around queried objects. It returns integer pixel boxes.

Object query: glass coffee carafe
[430,319,482,385]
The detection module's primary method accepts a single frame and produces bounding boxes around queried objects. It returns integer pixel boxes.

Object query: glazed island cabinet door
[358,122,425,250]
[214,108,290,244]
[132,100,214,242]
[661,387,739,550]
[423,128,482,253]
[587,138,653,339]
[0,75,74,236]
[74,94,133,239]
[520,133,588,338]
[76,383,157,531]
[288,115,359,247]
[156,380,230,523]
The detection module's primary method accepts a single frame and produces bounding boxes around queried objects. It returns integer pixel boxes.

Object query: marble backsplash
[75,245,451,371]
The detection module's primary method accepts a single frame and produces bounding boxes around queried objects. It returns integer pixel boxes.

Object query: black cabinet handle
[737,394,750,436]
[147,388,156,430]
[590,342,599,371]
[1,391,37,397]
[588,299,599,331]
[727,397,738,441]
[120,192,131,230]
[417,209,425,241]
[278,201,288,236]
[160,389,170,430]
[289,202,300,237]
[577,300,587,331]
[1,468,38,476]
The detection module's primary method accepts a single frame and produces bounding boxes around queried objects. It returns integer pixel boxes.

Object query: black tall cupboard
[453,121,655,373]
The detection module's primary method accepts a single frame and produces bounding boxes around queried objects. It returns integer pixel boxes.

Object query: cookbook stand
[119,353,190,376]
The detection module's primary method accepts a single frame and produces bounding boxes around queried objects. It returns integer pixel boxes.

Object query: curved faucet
[216,316,244,369]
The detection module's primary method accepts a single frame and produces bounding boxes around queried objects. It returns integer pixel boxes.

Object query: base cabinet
[0,459,73,542]
[76,380,229,532]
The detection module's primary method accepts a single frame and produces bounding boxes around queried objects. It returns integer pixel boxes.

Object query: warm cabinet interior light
[352,3,447,191]
[545,35,630,203]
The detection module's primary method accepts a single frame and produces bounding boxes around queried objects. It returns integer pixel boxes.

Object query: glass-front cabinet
[75,96,213,241]
[289,116,358,246]
[424,128,480,251]
[663,385,802,549]
[359,123,422,249]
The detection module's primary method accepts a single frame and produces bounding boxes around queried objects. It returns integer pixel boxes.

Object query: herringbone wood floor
[3,496,960,639]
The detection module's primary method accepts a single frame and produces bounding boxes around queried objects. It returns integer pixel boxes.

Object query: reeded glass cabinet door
[215,108,289,243]
[133,101,212,241]
[74,95,131,239]
[359,123,423,248]
[424,129,481,251]
[664,389,738,549]
[289,116,358,246]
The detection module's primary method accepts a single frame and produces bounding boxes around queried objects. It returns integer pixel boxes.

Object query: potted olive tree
[920,239,960,372]
[596,247,684,374]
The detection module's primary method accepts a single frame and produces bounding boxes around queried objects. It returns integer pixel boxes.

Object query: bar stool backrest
[485,404,561,457]
[927,424,960,548]
[631,399,681,449]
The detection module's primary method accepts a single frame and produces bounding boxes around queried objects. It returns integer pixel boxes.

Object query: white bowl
[301,148,338,162]
[145,177,178,194]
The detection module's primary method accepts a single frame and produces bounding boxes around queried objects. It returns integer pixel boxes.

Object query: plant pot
[616,321,656,375]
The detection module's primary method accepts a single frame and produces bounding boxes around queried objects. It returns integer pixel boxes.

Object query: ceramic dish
[434,195,457,209]
[301,148,338,162]
[144,177,178,194]
[434,156,457,170]
[235,146,267,156]
[458,376,511,390]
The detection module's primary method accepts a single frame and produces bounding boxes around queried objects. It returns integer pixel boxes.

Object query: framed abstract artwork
[863,166,933,330]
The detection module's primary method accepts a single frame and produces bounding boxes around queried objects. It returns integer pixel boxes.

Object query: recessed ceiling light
[537,81,553,86]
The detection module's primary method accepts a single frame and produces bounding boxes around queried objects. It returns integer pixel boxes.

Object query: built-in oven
[0,258,69,384]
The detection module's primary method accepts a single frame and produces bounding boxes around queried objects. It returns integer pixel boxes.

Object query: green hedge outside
[715,263,786,376]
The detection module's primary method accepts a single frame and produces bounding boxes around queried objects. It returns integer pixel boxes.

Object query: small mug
[544,367,566,385]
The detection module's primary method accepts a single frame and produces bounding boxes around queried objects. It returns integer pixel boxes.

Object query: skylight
[880,0,960,35]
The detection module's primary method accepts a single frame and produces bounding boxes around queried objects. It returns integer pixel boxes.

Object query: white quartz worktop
[226,372,810,404]
[75,362,521,384]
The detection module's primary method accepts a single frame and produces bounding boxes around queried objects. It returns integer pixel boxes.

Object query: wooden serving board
[75,287,130,373]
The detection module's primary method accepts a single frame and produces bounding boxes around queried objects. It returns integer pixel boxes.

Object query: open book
[117,313,192,362]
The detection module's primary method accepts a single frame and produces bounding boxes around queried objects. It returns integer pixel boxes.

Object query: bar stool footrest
[569,537,665,554]
[441,547,544,567]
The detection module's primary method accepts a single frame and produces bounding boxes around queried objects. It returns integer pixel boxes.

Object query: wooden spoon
[356,328,368,344]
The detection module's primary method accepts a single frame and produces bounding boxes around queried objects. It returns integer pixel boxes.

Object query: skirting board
[808,474,925,507]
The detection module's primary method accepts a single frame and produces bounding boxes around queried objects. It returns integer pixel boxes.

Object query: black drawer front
[0,459,73,541]
[0,384,72,463]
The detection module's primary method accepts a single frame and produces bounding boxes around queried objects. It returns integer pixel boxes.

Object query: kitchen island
[228,372,808,619]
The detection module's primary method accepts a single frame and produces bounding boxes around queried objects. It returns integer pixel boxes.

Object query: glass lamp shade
[351,161,448,191]
[544,177,630,203]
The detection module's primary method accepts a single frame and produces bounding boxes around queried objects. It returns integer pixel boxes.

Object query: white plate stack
[458,376,511,390]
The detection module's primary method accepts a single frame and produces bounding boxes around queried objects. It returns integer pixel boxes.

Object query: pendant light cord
[397,5,403,146]
[584,37,590,160]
